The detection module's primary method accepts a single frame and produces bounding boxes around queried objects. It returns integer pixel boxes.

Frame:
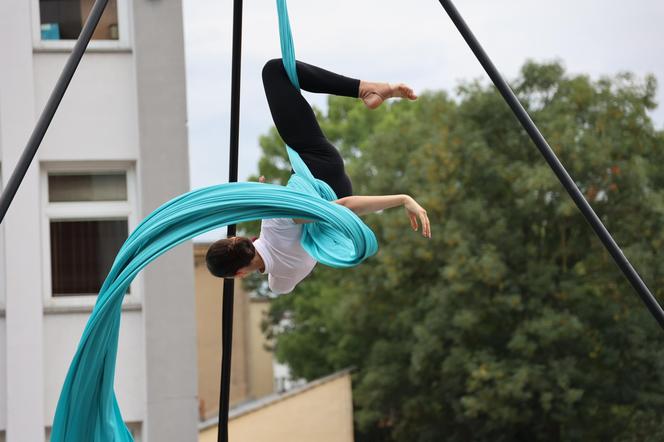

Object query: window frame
[41,162,142,311]
[31,0,132,52]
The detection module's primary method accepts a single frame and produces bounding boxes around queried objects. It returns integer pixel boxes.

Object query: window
[50,219,127,295]
[39,0,119,41]
[42,164,139,309]
[48,173,127,202]
[33,0,130,51]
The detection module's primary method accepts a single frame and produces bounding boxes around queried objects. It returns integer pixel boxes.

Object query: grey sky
[183,0,664,191]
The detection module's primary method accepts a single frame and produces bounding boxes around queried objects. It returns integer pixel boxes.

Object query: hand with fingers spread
[403,195,431,238]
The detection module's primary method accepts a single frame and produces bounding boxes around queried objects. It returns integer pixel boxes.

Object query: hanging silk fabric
[50,1,377,440]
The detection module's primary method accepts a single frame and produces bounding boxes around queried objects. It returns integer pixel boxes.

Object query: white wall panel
[0,1,45,439]
[33,53,139,161]
[43,310,146,424]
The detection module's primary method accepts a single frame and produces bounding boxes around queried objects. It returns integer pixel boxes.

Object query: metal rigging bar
[218,1,244,441]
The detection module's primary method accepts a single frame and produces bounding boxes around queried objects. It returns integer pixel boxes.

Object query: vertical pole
[436,0,664,329]
[218,1,243,441]
[0,0,109,222]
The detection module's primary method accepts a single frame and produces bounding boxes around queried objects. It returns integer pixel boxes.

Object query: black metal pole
[218,1,243,441]
[0,0,109,223]
[437,0,664,329]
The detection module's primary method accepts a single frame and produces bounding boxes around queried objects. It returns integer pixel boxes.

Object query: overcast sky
[183,0,664,191]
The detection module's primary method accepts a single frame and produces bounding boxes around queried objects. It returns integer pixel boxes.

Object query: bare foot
[359,81,417,109]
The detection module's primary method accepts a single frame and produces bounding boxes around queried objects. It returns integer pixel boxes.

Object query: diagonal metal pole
[218,1,243,441]
[0,0,109,223]
[437,0,664,329]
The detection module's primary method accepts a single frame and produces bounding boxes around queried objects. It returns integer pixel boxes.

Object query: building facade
[0,1,196,440]
[199,370,355,442]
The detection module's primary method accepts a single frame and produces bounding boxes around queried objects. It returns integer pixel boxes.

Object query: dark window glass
[50,219,128,295]
[39,0,119,41]
[48,173,127,202]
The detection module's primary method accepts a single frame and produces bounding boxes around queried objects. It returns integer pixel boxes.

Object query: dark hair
[205,237,256,278]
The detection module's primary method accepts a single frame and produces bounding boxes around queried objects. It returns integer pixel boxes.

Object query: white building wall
[132,0,198,439]
[0,1,45,440]
[33,31,144,434]
[43,311,146,424]
[0,0,195,440]
[34,52,139,161]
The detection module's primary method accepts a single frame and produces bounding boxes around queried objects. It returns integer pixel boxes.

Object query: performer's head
[206,236,256,278]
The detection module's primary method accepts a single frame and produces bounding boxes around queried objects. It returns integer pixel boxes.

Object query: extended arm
[295,194,431,238]
[258,177,431,238]
[335,194,409,215]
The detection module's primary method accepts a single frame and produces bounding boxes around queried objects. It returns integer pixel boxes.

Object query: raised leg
[261,59,353,197]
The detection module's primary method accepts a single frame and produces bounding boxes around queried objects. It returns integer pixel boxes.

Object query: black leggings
[262,59,360,198]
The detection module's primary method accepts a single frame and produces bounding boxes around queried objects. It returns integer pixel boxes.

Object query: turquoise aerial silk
[50,1,377,440]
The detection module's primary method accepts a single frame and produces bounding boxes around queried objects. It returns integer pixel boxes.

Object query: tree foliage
[250,61,664,441]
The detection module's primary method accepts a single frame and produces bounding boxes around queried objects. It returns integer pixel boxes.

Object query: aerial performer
[205,59,432,293]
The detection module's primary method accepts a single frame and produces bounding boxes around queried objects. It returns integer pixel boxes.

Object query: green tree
[249,61,664,441]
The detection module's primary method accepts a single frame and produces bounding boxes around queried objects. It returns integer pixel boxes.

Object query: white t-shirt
[253,218,317,294]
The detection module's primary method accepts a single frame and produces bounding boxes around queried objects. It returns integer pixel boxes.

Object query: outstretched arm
[295,194,431,238]
[258,177,431,238]
[335,195,431,238]
[335,195,410,215]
